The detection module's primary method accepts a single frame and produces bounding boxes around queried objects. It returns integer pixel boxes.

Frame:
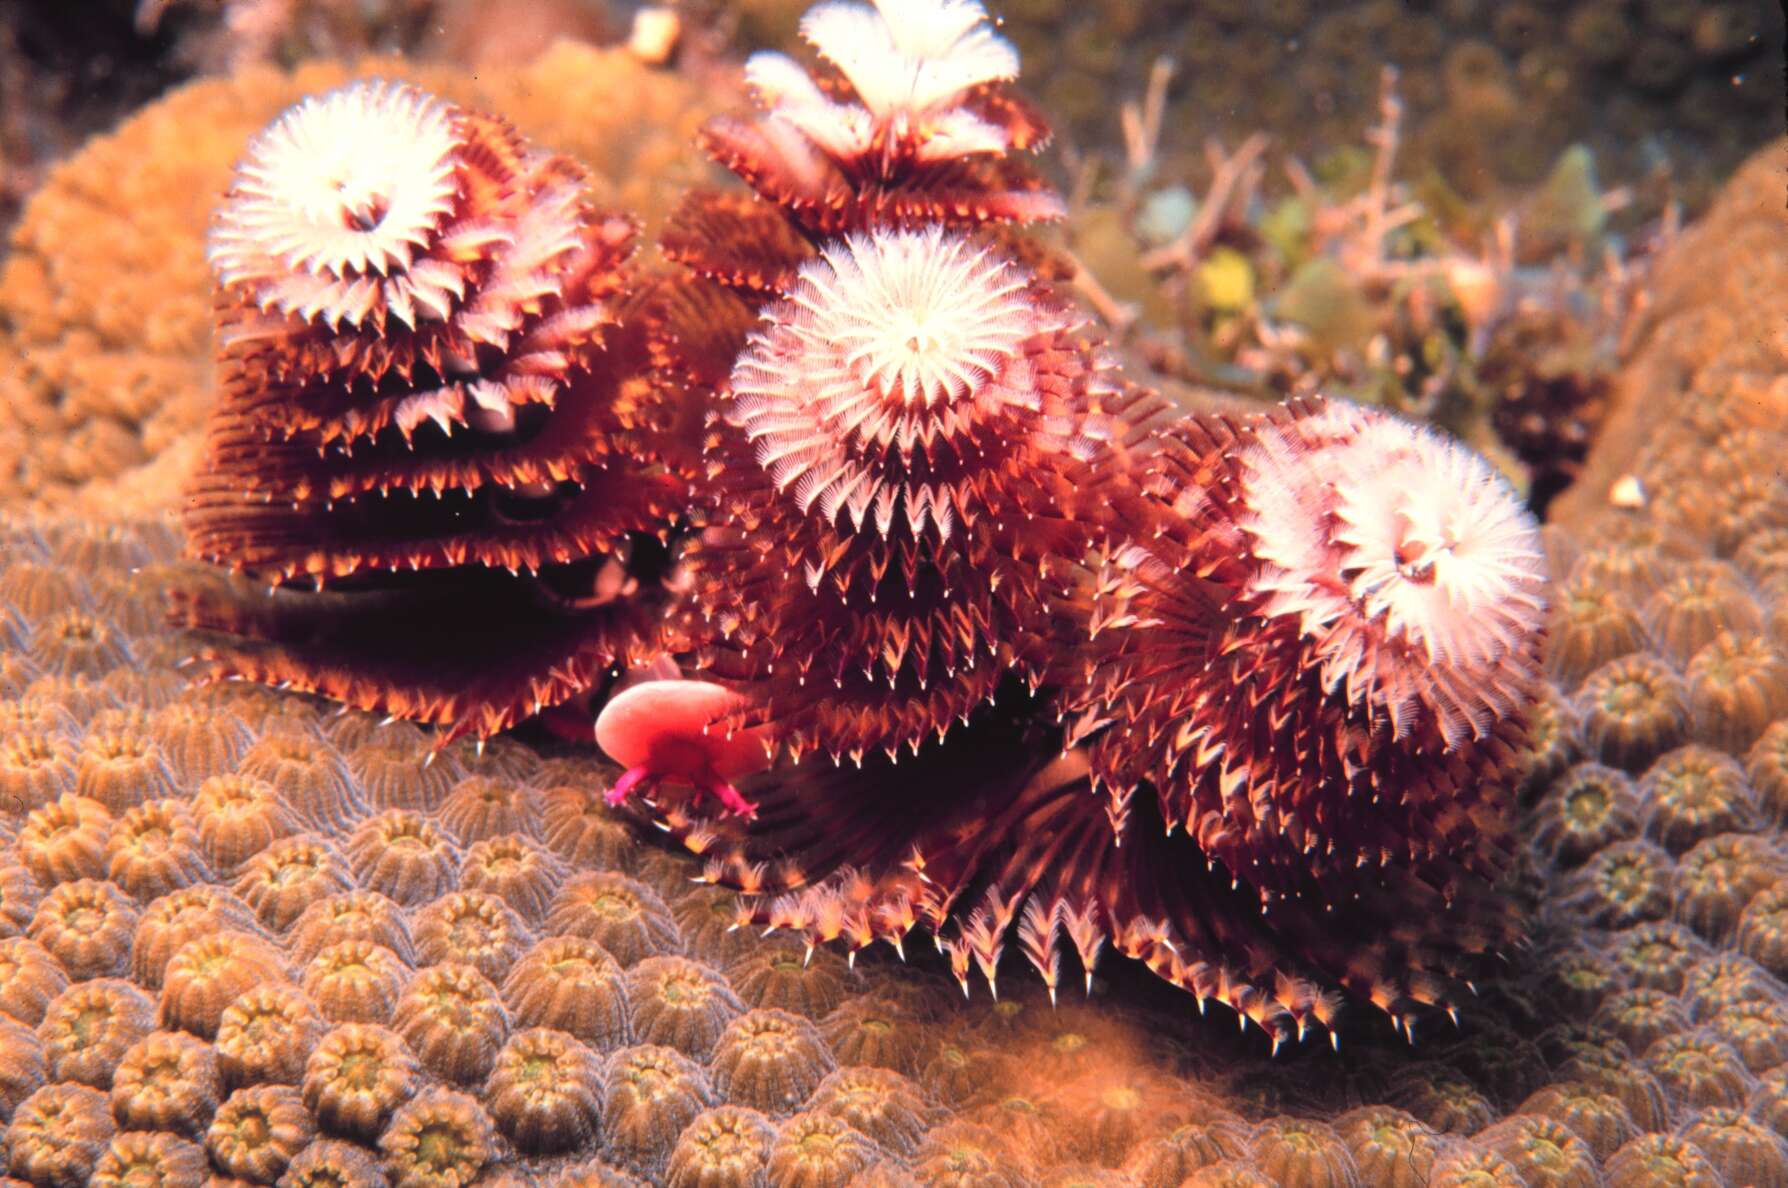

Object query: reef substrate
[0,28,1785,1185]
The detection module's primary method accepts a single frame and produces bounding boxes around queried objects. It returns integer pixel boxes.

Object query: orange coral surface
[0,29,1784,1182]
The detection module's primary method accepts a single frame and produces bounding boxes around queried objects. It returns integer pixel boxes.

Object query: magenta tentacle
[605,765,651,806]
[706,778,759,819]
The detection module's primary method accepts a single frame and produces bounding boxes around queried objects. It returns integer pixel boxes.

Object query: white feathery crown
[744,0,1018,164]
[1240,403,1547,745]
[211,80,459,280]
[727,227,1053,542]
[811,225,1029,407]
[208,80,469,329]
[802,0,1018,115]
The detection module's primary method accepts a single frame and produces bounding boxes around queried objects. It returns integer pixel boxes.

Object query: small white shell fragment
[1608,473,1647,509]
[629,7,681,65]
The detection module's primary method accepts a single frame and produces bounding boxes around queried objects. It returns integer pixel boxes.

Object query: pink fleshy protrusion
[595,677,772,818]
[707,779,758,819]
[603,763,758,819]
[606,765,650,806]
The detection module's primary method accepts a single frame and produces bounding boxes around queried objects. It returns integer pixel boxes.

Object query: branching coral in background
[1080,65,1664,513]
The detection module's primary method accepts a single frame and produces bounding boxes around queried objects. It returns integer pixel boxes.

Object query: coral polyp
[207,1083,317,1182]
[502,934,632,1050]
[5,1083,117,1188]
[302,938,412,1025]
[213,983,326,1090]
[300,1022,421,1140]
[392,961,512,1084]
[378,1086,498,1188]
[108,1028,221,1137]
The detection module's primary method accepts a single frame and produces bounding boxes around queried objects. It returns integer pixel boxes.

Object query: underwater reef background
[0,3,1787,1185]
[7,0,1781,226]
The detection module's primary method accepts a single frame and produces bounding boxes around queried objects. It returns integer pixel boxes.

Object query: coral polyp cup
[596,680,773,818]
